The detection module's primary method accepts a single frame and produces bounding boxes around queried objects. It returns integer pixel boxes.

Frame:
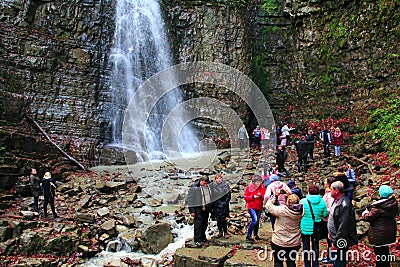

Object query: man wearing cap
[361,185,398,267]
[287,180,304,200]
[187,176,213,248]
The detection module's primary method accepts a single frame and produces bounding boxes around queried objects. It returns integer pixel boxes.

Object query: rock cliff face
[0,0,398,182]
[0,0,115,178]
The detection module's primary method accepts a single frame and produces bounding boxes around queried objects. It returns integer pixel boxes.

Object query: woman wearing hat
[41,172,58,219]
[361,185,398,267]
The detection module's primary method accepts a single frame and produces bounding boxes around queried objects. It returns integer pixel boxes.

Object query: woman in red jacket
[332,127,343,157]
[244,175,266,243]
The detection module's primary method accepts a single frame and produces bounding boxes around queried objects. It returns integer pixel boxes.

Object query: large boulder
[137,222,173,254]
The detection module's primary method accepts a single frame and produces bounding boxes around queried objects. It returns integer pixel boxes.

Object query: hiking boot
[246,236,255,243]
[254,235,261,240]
[224,233,230,239]
[194,242,202,248]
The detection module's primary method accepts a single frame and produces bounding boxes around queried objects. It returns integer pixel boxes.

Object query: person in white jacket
[282,124,295,146]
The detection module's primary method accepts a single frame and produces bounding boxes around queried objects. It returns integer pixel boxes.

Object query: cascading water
[109,0,198,161]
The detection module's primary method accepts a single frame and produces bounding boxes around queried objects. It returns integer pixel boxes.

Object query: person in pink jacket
[321,176,339,264]
[263,175,292,230]
[244,175,266,243]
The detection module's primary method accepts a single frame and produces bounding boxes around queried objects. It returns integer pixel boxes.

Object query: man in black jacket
[296,135,308,173]
[187,176,213,247]
[327,181,357,267]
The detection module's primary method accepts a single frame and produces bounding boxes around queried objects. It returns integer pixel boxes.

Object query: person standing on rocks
[187,176,213,247]
[276,145,290,177]
[282,123,295,146]
[252,126,262,151]
[211,173,231,239]
[237,124,249,150]
[332,127,343,157]
[41,172,58,219]
[296,135,309,173]
[29,168,41,212]
[321,176,337,264]
[306,129,316,161]
[300,184,328,267]
[244,175,266,243]
[342,160,356,200]
[265,192,304,267]
[327,181,357,267]
[319,125,332,158]
[361,185,398,267]
[271,124,277,150]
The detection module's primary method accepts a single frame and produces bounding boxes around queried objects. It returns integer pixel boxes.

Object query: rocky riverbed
[0,145,399,266]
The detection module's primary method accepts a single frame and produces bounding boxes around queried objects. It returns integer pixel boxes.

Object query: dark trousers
[307,146,314,160]
[332,248,348,267]
[323,143,331,157]
[302,234,319,267]
[298,157,308,172]
[216,218,227,234]
[239,139,245,150]
[43,196,56,217]
[271,242,300,267]
[269,215,276,231]
[346,188,354,200]
[194,210,209,242]
[374,246,391,267]
[33,196,39,212]
[254,137,261,151]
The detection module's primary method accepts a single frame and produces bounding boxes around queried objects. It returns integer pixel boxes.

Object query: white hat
[43,172,51,179]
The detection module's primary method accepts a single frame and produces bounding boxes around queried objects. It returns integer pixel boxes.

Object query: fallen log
[25,116,88,172]
[342,153,374,174]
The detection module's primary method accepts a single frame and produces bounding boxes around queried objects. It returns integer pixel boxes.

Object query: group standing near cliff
[185,122,399,267]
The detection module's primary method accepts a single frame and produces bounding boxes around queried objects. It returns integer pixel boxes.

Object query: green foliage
[227,0,247,8]
[369,98,400,166]
[262,0,280,14]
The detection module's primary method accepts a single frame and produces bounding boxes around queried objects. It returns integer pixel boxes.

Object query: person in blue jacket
[300,184,328,267]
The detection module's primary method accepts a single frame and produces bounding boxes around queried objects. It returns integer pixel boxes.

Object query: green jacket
[300,194,328,235]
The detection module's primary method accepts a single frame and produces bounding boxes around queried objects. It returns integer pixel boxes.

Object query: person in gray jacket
[327,181,357,267]
[237,124,249,150]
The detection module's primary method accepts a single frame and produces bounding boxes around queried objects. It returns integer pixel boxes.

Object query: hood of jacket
[288,203,304,214]
[371,196,398,215]
[306,194,323,205]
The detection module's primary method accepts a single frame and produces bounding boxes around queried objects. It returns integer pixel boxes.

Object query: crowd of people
[185,123,398,267]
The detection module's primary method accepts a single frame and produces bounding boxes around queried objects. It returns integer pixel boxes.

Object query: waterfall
[109,0,198,161]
